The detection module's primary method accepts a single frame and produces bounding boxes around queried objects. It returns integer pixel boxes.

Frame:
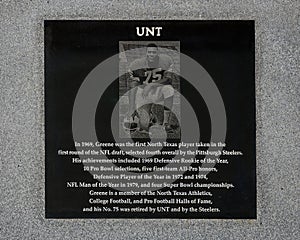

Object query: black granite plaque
[45,20,256,218]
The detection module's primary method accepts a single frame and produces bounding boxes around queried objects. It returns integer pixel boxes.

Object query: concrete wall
[0,1,298,239]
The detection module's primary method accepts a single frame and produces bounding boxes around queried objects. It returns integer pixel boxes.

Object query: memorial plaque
[45,20,256,218]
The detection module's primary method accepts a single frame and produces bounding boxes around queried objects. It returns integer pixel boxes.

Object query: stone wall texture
[0,1,299,239]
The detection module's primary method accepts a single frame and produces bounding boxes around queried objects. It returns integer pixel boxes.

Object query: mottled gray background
[0,0,299,239]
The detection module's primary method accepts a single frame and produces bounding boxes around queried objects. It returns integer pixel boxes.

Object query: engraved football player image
[123,43,178,134]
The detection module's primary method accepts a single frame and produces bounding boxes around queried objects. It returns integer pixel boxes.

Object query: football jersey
[128,54,173,85]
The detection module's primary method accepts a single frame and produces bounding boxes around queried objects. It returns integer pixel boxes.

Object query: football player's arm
[155,64,175,85]
[127,62,140,88]
[127,62,141,116]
